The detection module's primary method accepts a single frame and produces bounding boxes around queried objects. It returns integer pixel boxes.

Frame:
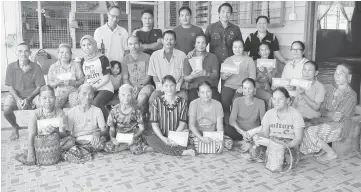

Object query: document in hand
[116,133,134,144]
[257,59,276,68]
[290,79,312,90]
[156,82,163,91]
[168,131,189,147]
[189,56,203,71]
[196,131,224,154]
[57,72,75,81]
[272,78,290,87]
[37,118,62,135]
[220,63,239,74]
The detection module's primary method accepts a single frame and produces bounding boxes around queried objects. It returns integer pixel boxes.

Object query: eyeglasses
[291,48,303,51]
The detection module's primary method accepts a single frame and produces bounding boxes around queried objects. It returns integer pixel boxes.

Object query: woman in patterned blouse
[146,75,195,156]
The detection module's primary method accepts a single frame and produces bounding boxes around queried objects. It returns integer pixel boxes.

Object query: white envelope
[57,72,75,81]
[76,135,93,141]
[116,133,134,144]
[203,131,224,141]
[156,82,163,91]
[189,56,203,71]
[37,118,62,135]
[168,131,189,147]
[272,78,290,87]
[290,79,312,90]
[257,59,276,68]
[220,63,239,74]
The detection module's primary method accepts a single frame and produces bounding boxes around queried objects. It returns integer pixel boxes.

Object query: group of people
[5,3,357,169]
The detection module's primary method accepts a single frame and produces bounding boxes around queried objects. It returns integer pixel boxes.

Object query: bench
[332,105,361,155]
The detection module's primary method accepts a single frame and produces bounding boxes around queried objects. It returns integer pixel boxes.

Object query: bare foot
[317,152,337,162]
[182,149,195,156]
[10,128,19,140]
[143,145,154,152]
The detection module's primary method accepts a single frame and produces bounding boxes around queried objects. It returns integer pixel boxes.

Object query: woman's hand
[187,49,195,59]
[221,72,232,80]
[43,125,58,135]
[217,141,225,154]
[162,137,176,146]
[200,137,213,144]
[111,137,119,145]
[258,67,265,72]
[190,70,202,78]
[296,87,305,95]
[254,136,270,147]
[240,130,251,141]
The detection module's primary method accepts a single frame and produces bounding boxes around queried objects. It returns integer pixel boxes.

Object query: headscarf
[80,35,103,62]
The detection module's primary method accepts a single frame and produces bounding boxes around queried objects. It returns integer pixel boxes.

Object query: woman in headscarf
[79,35,114,119]
[47,43,84,108]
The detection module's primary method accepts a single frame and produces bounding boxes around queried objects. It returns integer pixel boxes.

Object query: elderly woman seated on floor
[250,87,305,170]
[300,64,357,161]
[15,85,68,165]
[104,84,147,154]
[145,75,195,156]
[291,61,326,121]
[61,84,108,163]
[188,81,233,154]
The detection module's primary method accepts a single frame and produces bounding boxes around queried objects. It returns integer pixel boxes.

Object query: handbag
[265,139,293,173]
[34,133,61,166]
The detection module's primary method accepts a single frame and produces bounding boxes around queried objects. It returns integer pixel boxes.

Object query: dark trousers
[93,90,114,120]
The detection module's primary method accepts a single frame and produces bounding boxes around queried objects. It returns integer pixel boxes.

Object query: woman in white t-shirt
[79,35,114,119]
[250,87,305,170]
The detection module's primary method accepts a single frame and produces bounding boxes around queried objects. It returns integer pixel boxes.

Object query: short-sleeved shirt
[281,58,309,80]
[189,98,223,132]
[294,80,326,119]
[66,105,105,138]
[94,24,128,62]
[149,96,188,137]
[107,104,143,134]
[134,28,162,56]
[173,25,205,55]
[122,52,151,86]
[229,97,265,131]
[205,21,243,64]
[261,107,305,139]
[80,55,114,93]
[47,60,84,88]
[183,52,220,88]
[223,55,256,90]
[148,48,186,83]
[5,60,46,98]
[244,31,280,60]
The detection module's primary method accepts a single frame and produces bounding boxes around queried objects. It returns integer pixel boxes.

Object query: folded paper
[189,56,203,71]
[57,72,75,81]
[116,133,134,144]
[257,59,276,68]
[290,79,312,90]
[272,78,290,87]
[168,131,189,147]
[220,63,239,74]
[37,118,62,135]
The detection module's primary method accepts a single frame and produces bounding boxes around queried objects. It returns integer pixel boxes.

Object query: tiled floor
[2,130,361,192]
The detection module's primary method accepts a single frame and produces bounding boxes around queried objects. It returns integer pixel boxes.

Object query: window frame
[228,1,286,28]
[164,1,211,29]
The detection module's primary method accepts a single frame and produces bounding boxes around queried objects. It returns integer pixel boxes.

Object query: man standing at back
[94,5,128,62]
[173,6,205,55]
[205,3,243,64]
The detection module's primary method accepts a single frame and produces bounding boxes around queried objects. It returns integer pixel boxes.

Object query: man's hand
[21,98,31,110]
[236,86,243,94]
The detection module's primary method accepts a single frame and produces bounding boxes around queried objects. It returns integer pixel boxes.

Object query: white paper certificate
[220,63,239,74]
[57,72,75,81]
[257,59,276,68]
[116,133,134,144]
[168,131,189,147]
[272,78,290,87]
[37,118,62,135]
[189,56,203,71]
[290,79,312,90]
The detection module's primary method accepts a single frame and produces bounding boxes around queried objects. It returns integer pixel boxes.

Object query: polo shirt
[205,21,243,64]
[173,24,205,55]
[94,24,128,62]
[281,58,309,80]
[121,51,151,86]
[80,55,114,93]
[183,52,220,88]
[148,48,186,83]
[244,31,280,60]
[134,29,162,56]
[5,60,46,98]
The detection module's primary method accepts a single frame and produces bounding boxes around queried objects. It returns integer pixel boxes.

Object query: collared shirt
[94,24,129,62]
[281,58,309,80]
[148,48,186,83]
[5,60,45,98]
[244,31,280,60]
[47,60,84,88]
[122,51,151,86]
[134,28,162,56]
[183,52,220,88]
[173,24,205,55]
[205,21,243,64]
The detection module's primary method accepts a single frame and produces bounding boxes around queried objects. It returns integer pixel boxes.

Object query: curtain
[337,2,354,41]
[317,1,333,30]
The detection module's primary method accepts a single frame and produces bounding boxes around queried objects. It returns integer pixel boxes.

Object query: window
[165,1,210,28]
[228,1,285,27]
[320,2,354,30]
